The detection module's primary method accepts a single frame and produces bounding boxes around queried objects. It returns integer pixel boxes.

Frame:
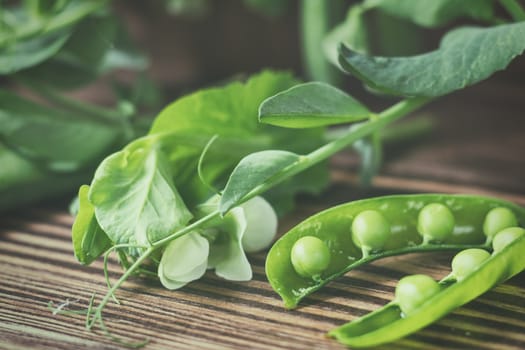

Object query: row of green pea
[395,224,524,316]
[290,204,522,279]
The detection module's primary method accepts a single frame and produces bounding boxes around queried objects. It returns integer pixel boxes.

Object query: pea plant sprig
[68,0,525,346]
[70,71,429,344]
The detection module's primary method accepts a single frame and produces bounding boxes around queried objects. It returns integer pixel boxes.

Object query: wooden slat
[1,203,524,350]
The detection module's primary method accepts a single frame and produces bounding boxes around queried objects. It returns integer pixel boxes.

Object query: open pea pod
[328,233,525,347]
[265,194,525,309]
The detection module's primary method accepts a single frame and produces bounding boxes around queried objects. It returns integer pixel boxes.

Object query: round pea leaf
[89,136,193,249]
[259,82,370,128]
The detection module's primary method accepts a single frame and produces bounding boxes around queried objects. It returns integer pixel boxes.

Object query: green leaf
[0,0,107,73]
[151,71,299,136]
[259,82,370,128]
[158,231,209,290]
[0,0,107,45]
[72,185,112,265]
[362,0,494,28]
[0,29,71,74]
[0,90,123,171]
[18,15,120,89]
[89,136,193,249]
[208,207,252,281]
[339,22,525,97]
[149,71,328,209]
[220,150,300,215]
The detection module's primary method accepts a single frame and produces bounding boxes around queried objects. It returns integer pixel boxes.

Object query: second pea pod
[265,194,525,309]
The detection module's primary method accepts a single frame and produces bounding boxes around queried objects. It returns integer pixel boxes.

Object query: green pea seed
[451,248,491,281]
[483,207,518,240]
[417,203,455,242]
[351,210,391,253]
[291,236,331,278]
[492,227,525,253]
[395,274,440,316]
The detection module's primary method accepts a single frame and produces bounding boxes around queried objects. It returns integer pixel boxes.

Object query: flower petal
[241,196,278,253]
[209,207,252,281]
[159,231,209,285]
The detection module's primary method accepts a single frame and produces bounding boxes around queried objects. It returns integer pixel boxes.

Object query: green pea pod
[328,233,525,347]
[265,194,525,308]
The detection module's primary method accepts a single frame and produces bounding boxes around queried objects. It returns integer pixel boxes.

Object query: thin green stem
[300,0,344,84]
[310,98,429,162]
[86,97,430,342]
[157,98,430,247]
[500,0,525,21]
[246,97,431,201]
[98,315,149,348]
[87,245,156,329]
[197,135,222,196]
[323,116,434,144]
[152,211,221,247]
[85,293,96,329]
[103,244,147,305]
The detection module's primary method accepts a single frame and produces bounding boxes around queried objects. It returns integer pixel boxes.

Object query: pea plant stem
[152,211,221,247]
[245,96,431,201]
[500,0,525,22]
[91,96,431,332]
[307,97,430,165]
[324,116,434,145]
[88,245,156,328]
[300,0,344,84]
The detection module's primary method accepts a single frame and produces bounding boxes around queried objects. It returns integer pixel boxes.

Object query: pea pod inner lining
[265,194,525,309]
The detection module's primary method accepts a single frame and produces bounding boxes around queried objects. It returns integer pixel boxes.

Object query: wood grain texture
[1,205,524,350]
[1,69,525,349]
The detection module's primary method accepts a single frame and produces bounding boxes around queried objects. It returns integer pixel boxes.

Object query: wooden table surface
[1,81,524,349]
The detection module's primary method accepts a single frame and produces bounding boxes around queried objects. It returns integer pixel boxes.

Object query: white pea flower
[158,196,278,289]
[240,196,278,253]
[208,196,278,280]
[207,206,252,281]
[158,231,209,290]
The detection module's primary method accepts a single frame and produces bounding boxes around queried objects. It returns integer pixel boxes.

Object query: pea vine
[52,0,525,346]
